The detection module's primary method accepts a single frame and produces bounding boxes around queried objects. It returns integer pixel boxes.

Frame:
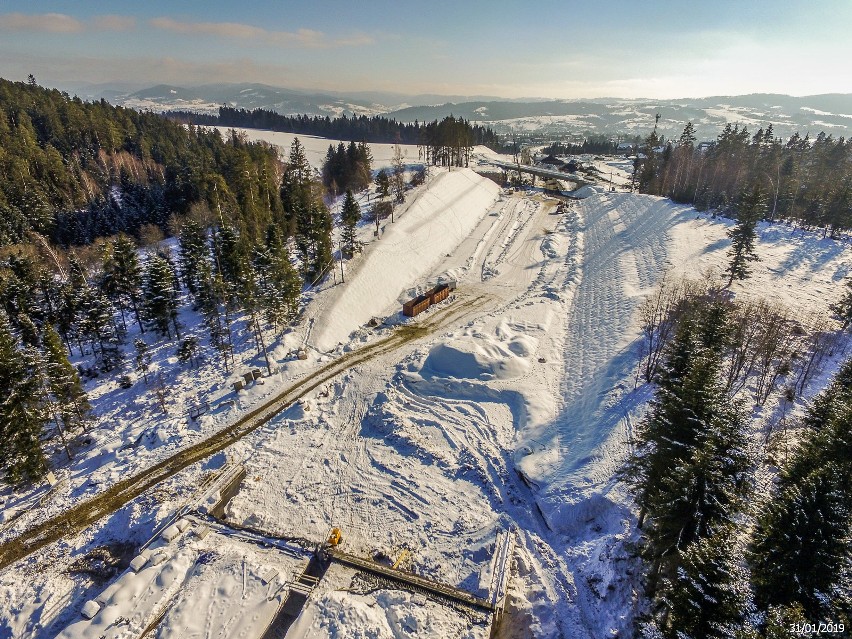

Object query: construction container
[429,284,450,305]
[402,294,431,317]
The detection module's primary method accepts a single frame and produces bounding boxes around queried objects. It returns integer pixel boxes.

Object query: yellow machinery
[392,549,411,570]
[327,527,343,547]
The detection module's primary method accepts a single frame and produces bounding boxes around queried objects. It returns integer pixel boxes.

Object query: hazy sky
[1,1,850,99]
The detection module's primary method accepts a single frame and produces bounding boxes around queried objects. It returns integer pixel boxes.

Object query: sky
[1,1,851,100]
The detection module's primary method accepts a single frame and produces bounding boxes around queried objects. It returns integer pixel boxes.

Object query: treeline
[542,134,640,156]
[0,77,293,248]
[321,141,372,194]
[419,115,481,167]
[169,106,501,150]
[624,278,850,638]
[635,121,852,236]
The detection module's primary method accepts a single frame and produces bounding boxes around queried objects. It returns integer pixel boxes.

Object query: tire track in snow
[532,193,693,519]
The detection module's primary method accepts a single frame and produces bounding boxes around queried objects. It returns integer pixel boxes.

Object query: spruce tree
[0,313,49,485]
[375,169,390,198]
[725,186,764,286]
[134,338,151,384]
[254,225,300,327]
[176,336,201,368]
[197,261,234,372]
[79,288,123,372]
[112,234,145,333]
[41,323,91,434]
[309,202,333,281]
[749,380,852,620]
[178,218,208,298]
[623,300,751,605]
[340,189,361,258]
[212,224,242,300]
[143,253,180,338]
[750,465,850,619]
[100,240,123,330]
[661,527,748,639]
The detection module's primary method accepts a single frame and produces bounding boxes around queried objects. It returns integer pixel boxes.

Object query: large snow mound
[311,169,500,351]
[423,319,540,381]
[572,185,604,198]
[288,589,483,639]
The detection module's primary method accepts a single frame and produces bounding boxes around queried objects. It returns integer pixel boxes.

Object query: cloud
[92,15,136,32]
[149,17,374,49]
[0,12,137,33]
[0,12,83,33]
[0,50,304,90]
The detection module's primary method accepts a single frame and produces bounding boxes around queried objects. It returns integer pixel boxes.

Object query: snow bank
[287,589,483,639]
[423,319,540,381]
[572,185,604,198]
[311,169,500,351]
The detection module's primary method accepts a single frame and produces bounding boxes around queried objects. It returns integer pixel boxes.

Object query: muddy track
[0,293,491,572]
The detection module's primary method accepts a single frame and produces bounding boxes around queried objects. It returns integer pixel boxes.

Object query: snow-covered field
[209,126,428,171]
[209,125,504,173]
[2,160,852,638]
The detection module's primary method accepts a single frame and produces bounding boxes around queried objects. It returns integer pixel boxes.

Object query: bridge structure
[486,159,595,190]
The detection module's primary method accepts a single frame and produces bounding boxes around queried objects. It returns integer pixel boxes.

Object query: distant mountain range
[63,81,852,141]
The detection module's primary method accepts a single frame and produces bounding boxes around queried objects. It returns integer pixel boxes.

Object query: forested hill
[0,77,287,247]
[167,106,501,149]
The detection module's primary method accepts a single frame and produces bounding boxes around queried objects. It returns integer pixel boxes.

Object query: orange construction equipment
[327,527,343,547]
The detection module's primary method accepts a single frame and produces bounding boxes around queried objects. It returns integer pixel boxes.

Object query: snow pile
[572,185,605,198]
[287,590,483,639]
[423,319,540,381]
[311,169,500,351]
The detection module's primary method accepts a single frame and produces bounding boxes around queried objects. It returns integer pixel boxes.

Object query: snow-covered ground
[209,125,506,173]
[3,158,852,638]
[209,126,428,171]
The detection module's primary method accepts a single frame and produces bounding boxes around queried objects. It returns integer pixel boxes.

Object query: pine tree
[660,527,748,639]
[111,234,145,333]
[79,287,123,372]
[623,300,751,603]
[340,189,361,258]
[176,336,201,368]
[143,253,180,338]
[725,186,764,286]
[41,323,90,435]
[134,338,151,384]
[254,225,300,327]
[375,169,390,198]
[749,378,852,620]
[750,465,850,619]
[0,313,49,485]
[829,277,852,328]
[178,218,208,299]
